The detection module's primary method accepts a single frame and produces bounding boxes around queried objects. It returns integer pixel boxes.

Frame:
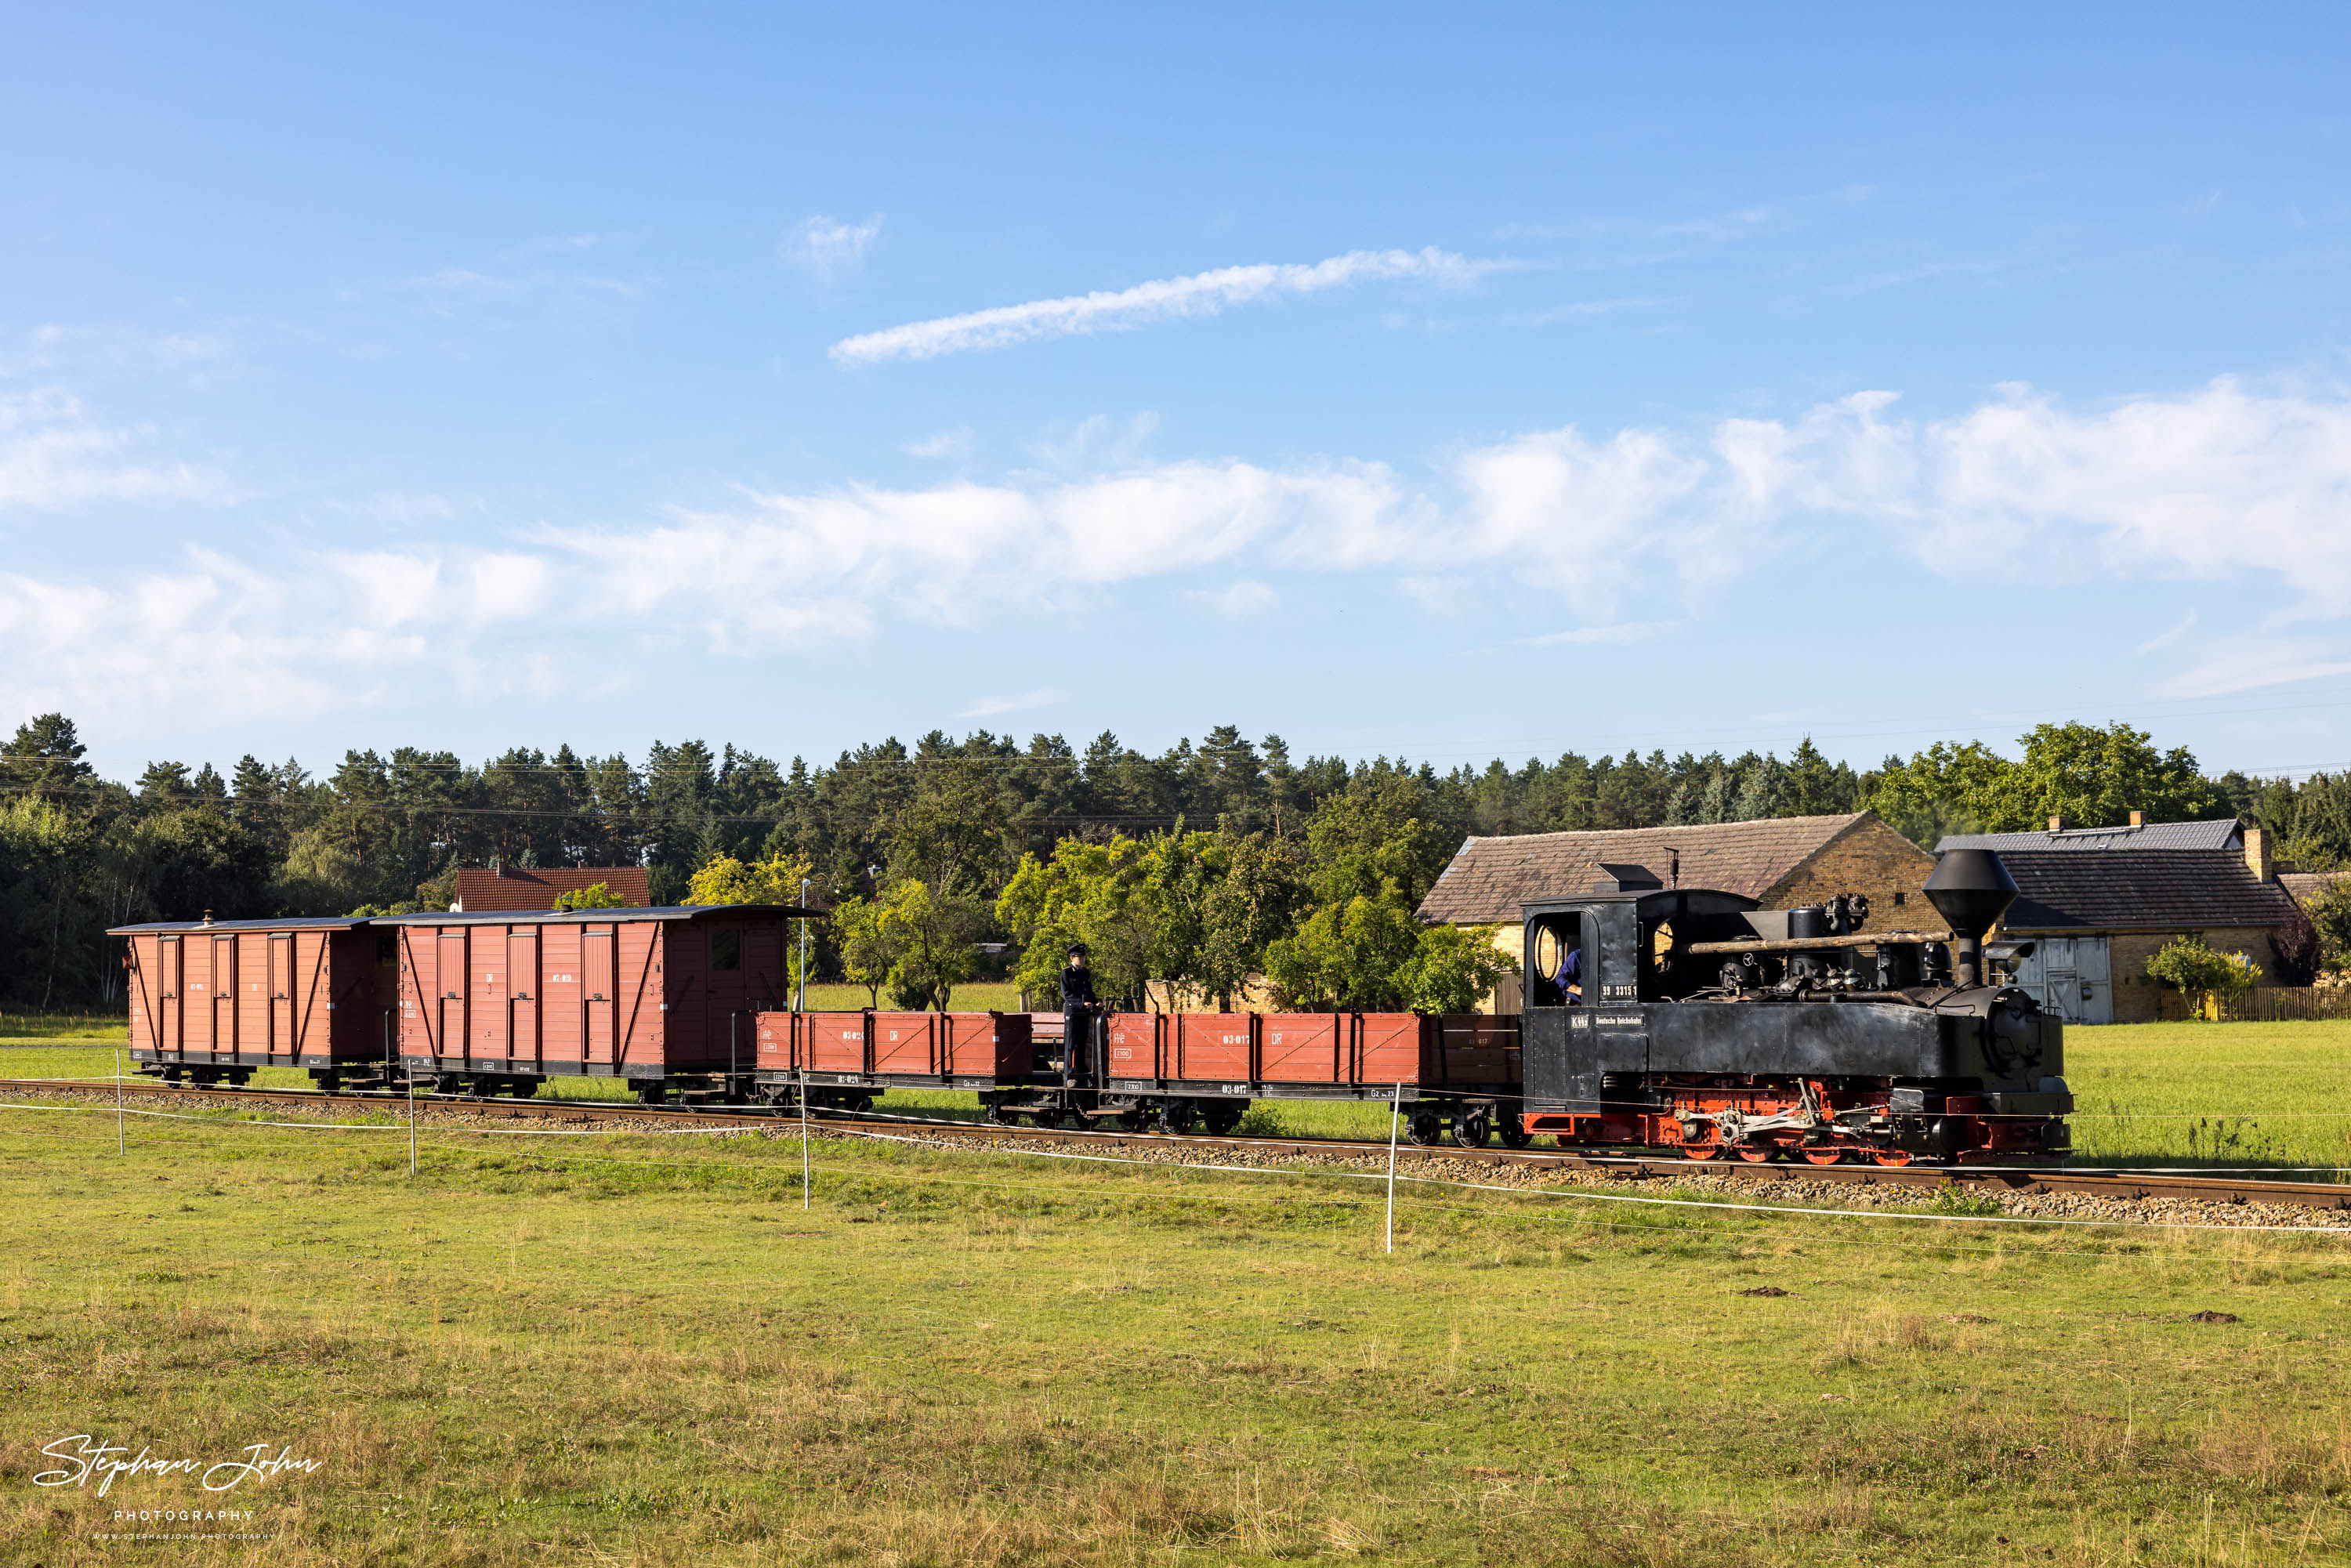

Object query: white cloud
[9,375,2350,725]
[904,426,976,461]
[0,389,227,509]
[831,247,1497,364]
[784,214,884,284]
[960,688,1063,719]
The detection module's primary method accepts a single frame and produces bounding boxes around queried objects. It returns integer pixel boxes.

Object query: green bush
[2144,935,2262,1001]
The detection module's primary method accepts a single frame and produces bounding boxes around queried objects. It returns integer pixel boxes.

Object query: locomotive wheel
[1733,1143,1777,1164]
[1497,1112,1532,1150]
[1870,1148,1916,1168]
[1679,1137,1727,1161]
[1800,1146,1846,1166]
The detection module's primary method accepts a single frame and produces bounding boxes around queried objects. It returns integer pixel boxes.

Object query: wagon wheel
[1452,1109,1492,1149]
[1117,1108,1150,1133]
[1158,1101,1199,1136]
[1800,1145,1846,1166]
[1497,1112,1533,1150]
[1871,1148,1917,1168]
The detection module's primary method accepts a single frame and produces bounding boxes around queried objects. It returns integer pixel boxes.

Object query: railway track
[11,1075,2351,1212]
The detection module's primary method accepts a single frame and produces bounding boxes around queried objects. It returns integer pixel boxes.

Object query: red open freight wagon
[376,904,803,1099]
[114,916,398,1087]
[1103,1011,1519,1099]
[751,1009,1034,1106]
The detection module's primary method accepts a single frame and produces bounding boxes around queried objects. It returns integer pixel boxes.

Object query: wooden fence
[2154,985,2351,1023]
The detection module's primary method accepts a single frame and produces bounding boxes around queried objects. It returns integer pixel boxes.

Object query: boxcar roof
[108,916,375,935]
[367,904,820,925]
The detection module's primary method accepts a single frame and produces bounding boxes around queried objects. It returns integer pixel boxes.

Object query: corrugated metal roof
[108,917,373,935]
[1936,820,2241,853]
[369,904,820,925]
[1417,813,1891,925]
[1997,850,2302,931]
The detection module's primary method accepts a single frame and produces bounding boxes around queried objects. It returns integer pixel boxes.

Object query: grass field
[5,1099,2351,1565]
[10,1016,2351,1168]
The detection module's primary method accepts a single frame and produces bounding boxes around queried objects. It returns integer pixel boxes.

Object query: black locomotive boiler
[1517,849,2069,1165]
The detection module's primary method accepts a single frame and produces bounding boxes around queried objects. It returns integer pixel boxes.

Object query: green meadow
[5,1097,2351,1565]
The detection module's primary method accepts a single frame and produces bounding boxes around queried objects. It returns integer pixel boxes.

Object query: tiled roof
[1936,820,2241,853]
[2282,871,2349,907]
[451,866,653,912]
[1997,851,2302,932]
[1417,814,1885,924]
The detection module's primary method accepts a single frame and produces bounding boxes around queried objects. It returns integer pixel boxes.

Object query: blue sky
[6,2,2350,783]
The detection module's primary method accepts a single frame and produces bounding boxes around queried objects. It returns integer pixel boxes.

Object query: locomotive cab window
[710,927,741,972]
[1526,914,1585,1007]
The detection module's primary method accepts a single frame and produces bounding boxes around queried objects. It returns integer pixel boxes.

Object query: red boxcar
[379,906,795,1098]
[114,917,396,1086]
[752,1009,1032,1103]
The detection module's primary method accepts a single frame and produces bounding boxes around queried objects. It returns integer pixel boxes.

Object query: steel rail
[8,1076,2349,1211]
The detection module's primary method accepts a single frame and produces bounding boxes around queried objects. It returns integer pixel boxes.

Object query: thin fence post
[800,1066,811,1211]
[1386,1081,1402,1255]
[115,1048,125,1156]
[408,1059,418,1177]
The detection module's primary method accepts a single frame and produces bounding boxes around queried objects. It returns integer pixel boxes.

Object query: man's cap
[1067,941,1089,957]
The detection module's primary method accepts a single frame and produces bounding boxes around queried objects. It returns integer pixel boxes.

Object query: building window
[1893,891,1906,906]
[711,927,741,972]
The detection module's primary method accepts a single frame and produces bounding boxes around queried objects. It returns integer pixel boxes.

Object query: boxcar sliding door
[584,925,615,1071]
[507,927,539,1070]
[158,936,182,1056]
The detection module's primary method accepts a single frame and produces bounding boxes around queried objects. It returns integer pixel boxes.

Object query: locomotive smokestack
[1922,849,2018,988]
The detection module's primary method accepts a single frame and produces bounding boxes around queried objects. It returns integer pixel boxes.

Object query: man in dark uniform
[1060,942,1098,1088]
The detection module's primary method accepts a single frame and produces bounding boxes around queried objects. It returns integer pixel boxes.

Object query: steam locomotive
[1510,847,2069,1165]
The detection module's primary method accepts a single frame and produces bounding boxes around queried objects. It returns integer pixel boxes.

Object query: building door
[2038,936,2080,1022]
[2074,936,2113,1025]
